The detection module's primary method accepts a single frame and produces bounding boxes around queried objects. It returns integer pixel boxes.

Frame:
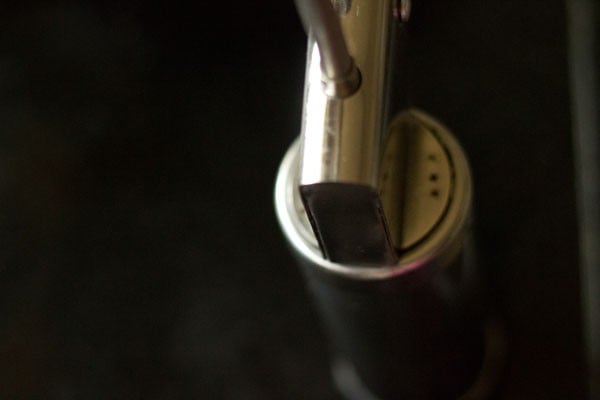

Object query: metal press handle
[293,0,403,266]
[294,0,361,97]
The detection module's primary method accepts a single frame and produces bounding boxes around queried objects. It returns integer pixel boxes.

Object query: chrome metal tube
[294,0,357,91]
[299,0,394,188]
[298,0,398,265]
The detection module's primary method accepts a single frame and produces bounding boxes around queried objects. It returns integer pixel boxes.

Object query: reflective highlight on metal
[299,0,394,187]
[276,110,472,281]
[294,0,361,98]
[298,0,399,265]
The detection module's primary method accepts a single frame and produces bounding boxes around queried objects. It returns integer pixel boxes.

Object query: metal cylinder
[275,110,491,399]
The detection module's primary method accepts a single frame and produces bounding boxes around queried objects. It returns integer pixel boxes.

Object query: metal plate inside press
[378,112,453,252]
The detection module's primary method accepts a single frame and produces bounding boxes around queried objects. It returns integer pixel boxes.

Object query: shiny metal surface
[294,0,361,97]
[276,109,472,280]
[298,0,400,265]
[299,0,395,187]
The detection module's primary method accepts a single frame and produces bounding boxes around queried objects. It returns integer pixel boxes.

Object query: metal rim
[274,109,473,281]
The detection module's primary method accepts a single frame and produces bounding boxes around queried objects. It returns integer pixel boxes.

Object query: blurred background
[0,1,596,399]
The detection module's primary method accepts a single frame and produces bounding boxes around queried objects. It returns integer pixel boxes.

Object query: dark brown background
[0,1,590,399]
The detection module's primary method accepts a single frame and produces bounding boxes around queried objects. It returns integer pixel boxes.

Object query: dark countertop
[0,1,588,399]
